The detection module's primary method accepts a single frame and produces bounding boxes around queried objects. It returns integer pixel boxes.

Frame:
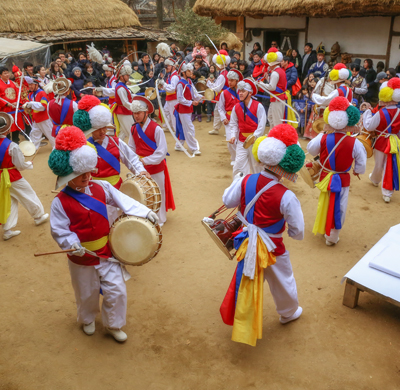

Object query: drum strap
[375,108,400,138]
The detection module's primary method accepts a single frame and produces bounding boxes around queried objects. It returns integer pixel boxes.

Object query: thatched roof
[193,0,400,18]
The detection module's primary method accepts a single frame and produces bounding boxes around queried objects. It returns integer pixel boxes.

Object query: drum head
[357,136,373,158]
[204,89,214,101]
[196,82,207,92]
[145,87,157,100]
[299,166,315,188]
[243,135,256,149]
[312,118,326,134]
[120,177,146,205]
[202,220,234,260]
[19,141,36,157]
[110,216,162,266]
[147,177,162,213]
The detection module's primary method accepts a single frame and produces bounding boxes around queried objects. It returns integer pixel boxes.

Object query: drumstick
[51,190,60,194]
[34,249,75,257]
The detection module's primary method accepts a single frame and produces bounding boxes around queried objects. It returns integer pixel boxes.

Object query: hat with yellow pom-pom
[329,63,351,84]
[323,96,360,132]
[212,52,231,69]
[263,47,283,66]
[48,126,98,189]
[378,78,400,105]
[252,124,305,182]
[72,95,114,137]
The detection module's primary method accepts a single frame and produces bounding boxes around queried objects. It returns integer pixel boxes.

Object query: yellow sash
[110,103,120,137]
[285,90,298,129]
[166,92,175,96]
[312,172,333,235]
[0,167,15,225]
[81,235,109,252]
[231,235,276,347]
[92,175,120,186]
[227,110,232,116]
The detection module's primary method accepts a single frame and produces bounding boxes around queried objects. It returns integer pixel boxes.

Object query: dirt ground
[1,119,400,390]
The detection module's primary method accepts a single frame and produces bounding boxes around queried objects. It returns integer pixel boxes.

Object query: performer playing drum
[221,124,306,346]
[0,113,49,240]
[129,96,175,226]
[48,126,158,342]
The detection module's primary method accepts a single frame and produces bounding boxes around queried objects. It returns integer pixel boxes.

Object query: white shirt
[312,83,350,107]
[50,180,150,249]
[0,135,33,171]
[207,73,226,94]
[307,132,367,174]
[128,118,168,166]
[116,86,134,111]
[93,135,145,174]
[176,79,203,107]
[101,77,117,98]
[260,68,281,92]
[163,73,179,95]
[363,105,400,132]
[229,99,267,141]
[222,171,304,240]
[217,88,239,122]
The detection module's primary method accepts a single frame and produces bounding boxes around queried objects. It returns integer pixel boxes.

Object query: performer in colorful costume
[23,76,55,149]
[307,96,366,245]
[0,113,49,240]
[229,78,266,176]
[217,69,243,165]
[174,62,203,155]
[221,124,305,346]
[101,63,117,110]
[363,79,400,203]
[99,61,134,142]
[129,96,175,226]
[47,77,77,138]
[207,51,230,135]
[48,126,158,342]
[158,57,179,132]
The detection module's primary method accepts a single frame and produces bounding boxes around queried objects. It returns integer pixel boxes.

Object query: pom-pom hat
[212,53,231,69]
[264,47,283,66]
[237,78,257,95]
[227,69,243,81]
[73,95,114,136]
[116,60,133,79]
[48,126,98,189]
[130,96,154,114]
[329,63,351,84]
[102,64,115,72]
[379,77,400,104]
[252,124,305,182]
[323,96,360,131]
[177,61,194,74]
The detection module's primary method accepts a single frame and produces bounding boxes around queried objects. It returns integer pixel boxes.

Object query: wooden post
[342,280,360,309]
[386,16,395,68]
[156,0,164,30]
[305,17,309,45]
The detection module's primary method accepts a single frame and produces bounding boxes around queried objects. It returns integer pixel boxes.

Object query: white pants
[3,178,45,231]
[264,250,299,318]
[117,114,134,142]
[68,259,127,329]
[164,100,177,132]
[268,101,285,129]
[232,141,262,177]
[325,186,350,244]
[370,149,393,197]
[30,119,55,149]
[151,171,166,225]
[224,124,236,162]
[175,112,200,152]
[213,107,222,132]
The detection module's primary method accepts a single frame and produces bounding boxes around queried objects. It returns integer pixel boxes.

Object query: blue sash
[87,137,120,174]
[239,102,259,125]
[178,79,191,93]
[0,138,11,167]
[382,108,393,134]
[134,123,170,156]
[52,98,72,136]
[174,110,185,141]
[62,186,109,222]
[226,88,239,100]
[338,86,349,99]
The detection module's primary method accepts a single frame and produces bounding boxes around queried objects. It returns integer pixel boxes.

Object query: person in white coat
[48,126,158,342]
[0,113,48,240]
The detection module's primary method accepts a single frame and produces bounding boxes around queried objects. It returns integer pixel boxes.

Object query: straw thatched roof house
[194,0,400,69]
[0,0,172,58]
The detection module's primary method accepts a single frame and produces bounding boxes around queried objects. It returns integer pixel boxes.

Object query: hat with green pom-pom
[252,124,305,182]
[48,126,98,189]
[323,96,360,132]
[72,95,114,137]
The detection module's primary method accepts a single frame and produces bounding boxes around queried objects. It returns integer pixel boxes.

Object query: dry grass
[0,0,141,33]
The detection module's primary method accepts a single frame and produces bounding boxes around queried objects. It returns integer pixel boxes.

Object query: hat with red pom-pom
[378,77,400,104]
[48,126,98,189]
[252,124,305,182]
[73,95,114,136]
[329,63,351,84]
[323,96,360,131]
[264,47,283,66]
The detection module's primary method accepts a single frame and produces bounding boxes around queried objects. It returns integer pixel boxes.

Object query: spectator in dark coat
[363,58,378,103]
[290,48,303,80]
[84,63,101,86]
[281,56,298,92]
[248,42,262,62]
[70,67,86,100]
[76,52,89,71]
[238,60,252,78]
[301,43,317,82]
[138,54,153,75]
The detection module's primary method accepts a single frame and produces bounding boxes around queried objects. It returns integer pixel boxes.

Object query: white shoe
[3,230,21,241]
[34,213,49,226]
[208,130,219,135]
[280,307,303,324]
[106,328,128,342]
[324,234,339,246]
[193,150,201,156]
[383,195,391,203]
[83,321,95,335]
[174,146,184,152]
[369,173,379,187]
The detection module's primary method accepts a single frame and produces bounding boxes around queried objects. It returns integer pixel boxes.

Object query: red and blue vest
[375,107,400,153]
[106,76,117,106]
[48,97,75,137]
[337,85,353,103]
[235,100,260,142]
[0,138,22,182]
[222,88,239,120]
[166,71,178,101]
[270,67,287,102]
[28,89,49,123]
[115,82,132,115]
[175,79,194,114]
